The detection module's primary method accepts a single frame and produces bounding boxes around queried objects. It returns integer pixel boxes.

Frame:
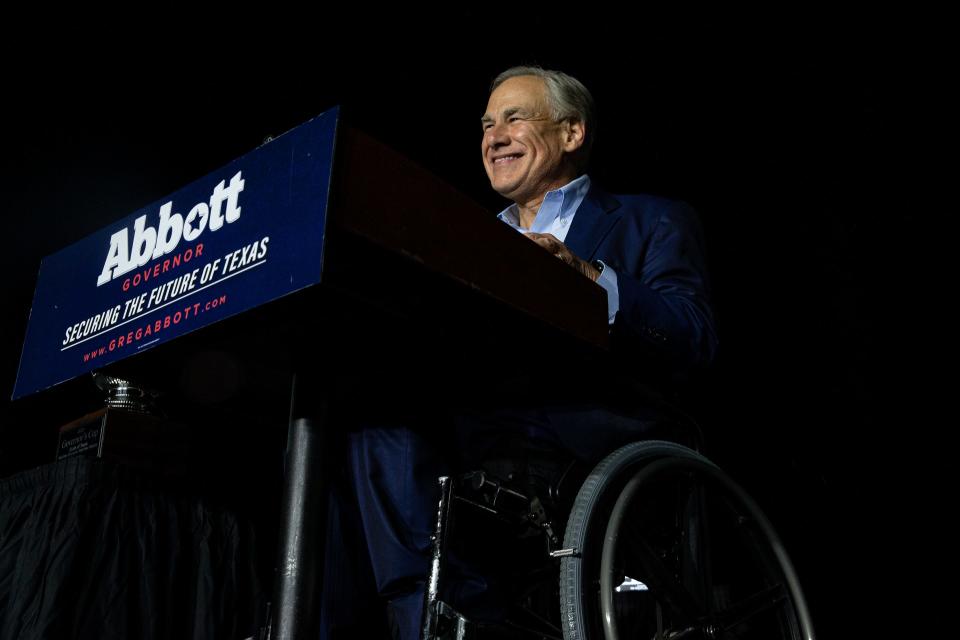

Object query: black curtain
[0,458,264,640]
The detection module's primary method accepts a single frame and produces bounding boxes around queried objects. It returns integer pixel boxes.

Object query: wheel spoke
[618,500,706,624]
[713,582,791,632]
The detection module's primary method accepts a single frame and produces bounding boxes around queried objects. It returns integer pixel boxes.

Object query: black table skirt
[0,458,264,640]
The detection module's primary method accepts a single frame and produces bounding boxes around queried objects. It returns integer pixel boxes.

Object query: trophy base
[56,407,187,476]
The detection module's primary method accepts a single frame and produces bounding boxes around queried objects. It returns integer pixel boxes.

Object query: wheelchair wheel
[559,441,815,640]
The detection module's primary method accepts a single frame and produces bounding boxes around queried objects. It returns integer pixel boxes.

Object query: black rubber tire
[559,440,815,640]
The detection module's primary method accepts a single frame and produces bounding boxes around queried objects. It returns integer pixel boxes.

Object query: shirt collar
[496,174,592,232]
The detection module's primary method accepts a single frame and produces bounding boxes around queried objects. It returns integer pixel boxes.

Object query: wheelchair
[419,422,816,640]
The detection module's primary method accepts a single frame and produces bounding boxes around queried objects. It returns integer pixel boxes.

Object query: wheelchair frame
[420,440,816,640]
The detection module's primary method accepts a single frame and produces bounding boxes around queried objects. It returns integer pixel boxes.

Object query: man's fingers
[522,233,595,279]
[524,232,559,243]
[526,236,550,247]
[525,233,562,252]
[524,233,577,263]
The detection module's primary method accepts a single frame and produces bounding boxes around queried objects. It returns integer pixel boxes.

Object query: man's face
[481,75,579,205]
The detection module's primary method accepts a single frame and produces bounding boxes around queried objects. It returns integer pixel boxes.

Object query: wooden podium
[13,108,610,639]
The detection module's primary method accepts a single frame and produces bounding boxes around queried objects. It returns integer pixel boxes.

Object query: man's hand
[524,232,601,282]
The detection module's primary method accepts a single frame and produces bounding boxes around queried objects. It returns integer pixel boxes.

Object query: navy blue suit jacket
[563,184,718,375]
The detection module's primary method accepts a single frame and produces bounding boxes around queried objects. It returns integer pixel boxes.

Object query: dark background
[2,12,931,637]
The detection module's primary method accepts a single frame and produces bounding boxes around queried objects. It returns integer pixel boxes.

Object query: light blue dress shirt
[496,174,620,324]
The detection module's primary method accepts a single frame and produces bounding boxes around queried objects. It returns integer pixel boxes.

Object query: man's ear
[562,118,586,153]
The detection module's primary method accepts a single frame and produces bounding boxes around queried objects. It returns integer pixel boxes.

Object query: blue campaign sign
[13,107,340,399]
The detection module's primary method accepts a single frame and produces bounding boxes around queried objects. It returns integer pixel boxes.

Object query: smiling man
[333,67,718,640]
[481,70,611,304]
[479,66,716,363]
[482,74,586,223]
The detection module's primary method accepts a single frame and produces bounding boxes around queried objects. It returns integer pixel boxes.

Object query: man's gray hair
[491,66,596,169]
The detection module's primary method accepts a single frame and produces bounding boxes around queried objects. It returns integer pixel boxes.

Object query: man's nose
[485,122,510,148]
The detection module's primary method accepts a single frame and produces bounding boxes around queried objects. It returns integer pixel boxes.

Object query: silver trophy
[56,372,184,475]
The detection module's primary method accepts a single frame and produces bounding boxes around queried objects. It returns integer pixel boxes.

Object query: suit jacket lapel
[564,185,622,261]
